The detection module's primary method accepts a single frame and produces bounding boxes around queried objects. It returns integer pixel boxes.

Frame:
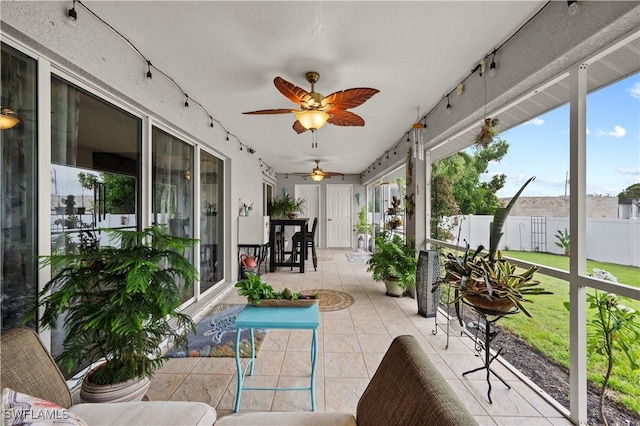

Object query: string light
[66,1,258,156]
[446,95,452,113]
[567,0,579,15]
[489,50,497,77]
[66,1,77,26]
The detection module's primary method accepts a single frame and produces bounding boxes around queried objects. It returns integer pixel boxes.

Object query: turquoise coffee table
[234,303,320,412]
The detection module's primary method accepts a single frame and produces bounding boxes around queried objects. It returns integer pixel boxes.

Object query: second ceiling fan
[243,71,379,134]
[292,160,344,182]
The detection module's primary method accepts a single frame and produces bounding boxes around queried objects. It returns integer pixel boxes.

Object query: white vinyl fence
[445,215,640,267]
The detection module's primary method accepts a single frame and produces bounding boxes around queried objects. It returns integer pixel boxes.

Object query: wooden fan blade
[275,77,312,106]
[327,110,365,127]
[293,120,308,134]
[242,108,297,115]
[322,87,379,111]
[324,171,344,177]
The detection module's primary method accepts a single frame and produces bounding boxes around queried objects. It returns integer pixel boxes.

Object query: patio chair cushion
[356,335,477,425]
[1,327,217,426]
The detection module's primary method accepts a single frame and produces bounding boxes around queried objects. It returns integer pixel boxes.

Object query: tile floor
[149,249,573,425]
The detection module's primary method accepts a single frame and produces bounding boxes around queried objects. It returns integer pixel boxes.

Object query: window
[50,75,141,361]
[152,127,194,301]
[1,43,38,332]
[200,150,224,292]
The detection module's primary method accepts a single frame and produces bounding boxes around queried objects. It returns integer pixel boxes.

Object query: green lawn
[499,251,640,413]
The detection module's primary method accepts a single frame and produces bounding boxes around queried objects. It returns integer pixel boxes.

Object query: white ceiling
[84,1,548,176]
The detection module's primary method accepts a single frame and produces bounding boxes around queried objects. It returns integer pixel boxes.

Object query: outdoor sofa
[1,328,477,425]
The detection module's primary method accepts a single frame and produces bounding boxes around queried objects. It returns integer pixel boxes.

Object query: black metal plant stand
[462,304,519,403]
[431,283,465,350]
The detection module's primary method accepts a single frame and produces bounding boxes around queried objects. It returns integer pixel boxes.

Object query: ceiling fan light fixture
[0,107,20,130]
[296,109,329,130]
[311,173,324,182]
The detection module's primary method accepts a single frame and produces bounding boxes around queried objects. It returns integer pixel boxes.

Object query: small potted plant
[367,233,417,297]
[32,225,198,403]
[268,194,306,218]
[354,207,371,250]
[235,273,318,306]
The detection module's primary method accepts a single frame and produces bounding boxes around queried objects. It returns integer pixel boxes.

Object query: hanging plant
[475,117,499,148]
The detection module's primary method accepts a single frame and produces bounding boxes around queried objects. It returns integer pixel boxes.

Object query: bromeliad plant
[437,176,552,316]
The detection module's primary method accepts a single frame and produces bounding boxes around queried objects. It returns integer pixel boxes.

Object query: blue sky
[481,72,640,198]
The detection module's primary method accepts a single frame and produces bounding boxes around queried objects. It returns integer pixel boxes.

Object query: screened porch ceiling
[74,2,639,175]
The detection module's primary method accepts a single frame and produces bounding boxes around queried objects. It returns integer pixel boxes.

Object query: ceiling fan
[242,71,379,135]
[292,160,344,182]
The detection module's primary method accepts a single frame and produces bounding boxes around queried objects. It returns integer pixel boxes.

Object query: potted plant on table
[32,226,197,403]
[268,194,306,218]
[235,273,318,306]
[367,232,417,297]
[437,176,552,317]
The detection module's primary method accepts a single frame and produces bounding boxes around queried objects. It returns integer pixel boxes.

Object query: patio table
[233,303,320,412]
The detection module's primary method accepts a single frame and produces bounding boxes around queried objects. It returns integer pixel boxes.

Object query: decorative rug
[301,289,355,312]
[165,303,266,358]
[345,252,371,263]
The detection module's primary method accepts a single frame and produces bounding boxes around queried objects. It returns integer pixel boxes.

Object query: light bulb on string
[489,51,497,77]
[209,116,214,128]
[66,0,77,26]
[146,61,153,80]
[567,0,579,15]
[184,94,189,108]
[446,95,452,114]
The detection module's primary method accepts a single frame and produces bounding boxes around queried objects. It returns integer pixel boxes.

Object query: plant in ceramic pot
[437,176,552,316]
[235,273,318,306]
[32,226,197,403]
[367,233,417,297]
[354,207,371,251]
[268,194,306,218]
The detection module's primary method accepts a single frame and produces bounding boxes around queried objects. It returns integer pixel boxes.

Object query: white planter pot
[80,367,151,403]
[383,279,405,297]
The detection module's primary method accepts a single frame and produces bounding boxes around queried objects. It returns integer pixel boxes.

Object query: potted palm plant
[33,226,197,403]
[367,233,417,297]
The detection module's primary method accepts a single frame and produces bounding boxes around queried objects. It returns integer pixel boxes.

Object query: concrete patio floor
[149,249,572,425]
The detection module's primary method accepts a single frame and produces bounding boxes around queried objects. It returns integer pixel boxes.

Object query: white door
[326,184,352,248]
[295,184,320,245]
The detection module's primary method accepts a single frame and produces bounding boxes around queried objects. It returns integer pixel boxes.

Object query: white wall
[450,215,640,267]
[2,2,270,283]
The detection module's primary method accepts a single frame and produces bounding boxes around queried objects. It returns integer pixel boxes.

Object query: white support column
[569,63,588,425]
[37,57,53,349]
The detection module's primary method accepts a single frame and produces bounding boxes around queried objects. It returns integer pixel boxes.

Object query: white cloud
[616,167,640,175]
[525,117,544,126]
[628,82,640,99]
[607,125,627,138]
